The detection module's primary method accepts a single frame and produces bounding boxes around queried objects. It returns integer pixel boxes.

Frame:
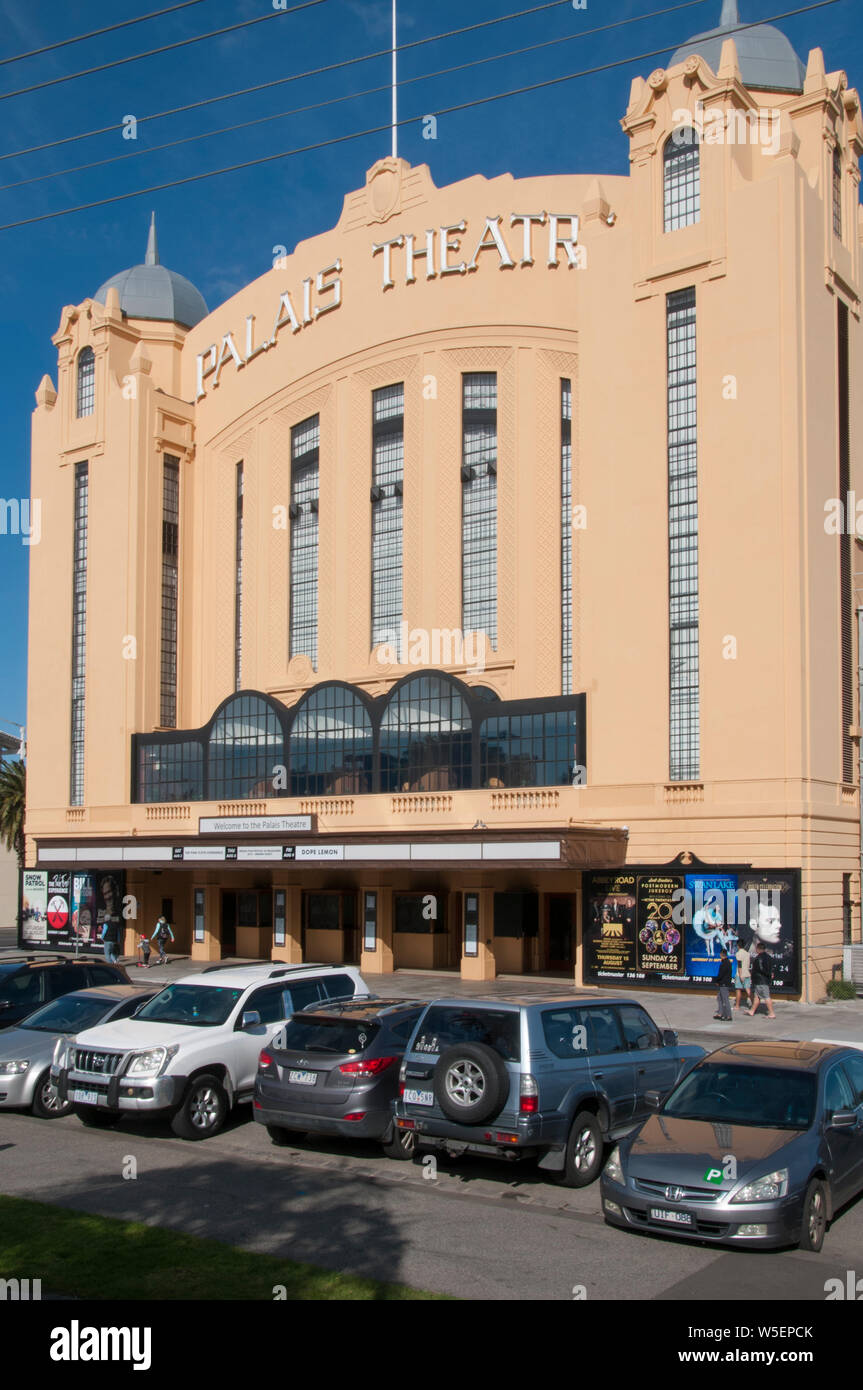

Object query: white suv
[52,962,366,1140]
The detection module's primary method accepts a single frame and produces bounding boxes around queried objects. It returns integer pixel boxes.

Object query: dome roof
[670,0,805,93]
[94,213,208,329]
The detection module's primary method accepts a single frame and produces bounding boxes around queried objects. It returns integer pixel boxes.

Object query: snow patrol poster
[585,873,637,975]
[21,870,48,944]
[583,865,800,993]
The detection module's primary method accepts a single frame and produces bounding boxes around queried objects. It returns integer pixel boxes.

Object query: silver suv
[393,995,704,1186]
[53,962,366,1139]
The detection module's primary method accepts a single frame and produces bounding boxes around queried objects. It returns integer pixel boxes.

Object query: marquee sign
[195,211,581,399]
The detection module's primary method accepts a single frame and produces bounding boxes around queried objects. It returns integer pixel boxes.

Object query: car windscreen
[275,1017,380,1054]
[16,995,111,1034]
[411,1006,521,1062]
[662,1063,816,1129]
[134,983,243,1027]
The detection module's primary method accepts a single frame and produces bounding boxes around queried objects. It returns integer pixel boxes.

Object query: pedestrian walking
[151,914,175,965]
[713,948,733,1021]
[137,933,151,969]
[747,941,776,1019]
[100,914,122,964]
[734,940,753,1010]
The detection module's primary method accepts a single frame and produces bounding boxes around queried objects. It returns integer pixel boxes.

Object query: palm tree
[0,758,25,868]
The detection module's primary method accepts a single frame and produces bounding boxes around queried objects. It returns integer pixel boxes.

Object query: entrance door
[303,891,359,965]
[547,895,573,972]
[221,892,237,957]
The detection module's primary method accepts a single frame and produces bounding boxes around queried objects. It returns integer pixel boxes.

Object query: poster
[636,875,684,976]
[684,874,739,983]
[582,864,800,993]
[20,869,126,952]
[21,870,48,944]
[586,873,637,976]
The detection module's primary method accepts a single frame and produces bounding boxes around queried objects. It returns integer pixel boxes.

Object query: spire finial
[720,0,740,25]
[145,211,159,266]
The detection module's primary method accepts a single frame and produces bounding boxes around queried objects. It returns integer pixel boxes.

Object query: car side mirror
[644,1090,662,1110]
[830,1108,858,1129]
[241,1010,262,1031]
[661,1028,678,1047]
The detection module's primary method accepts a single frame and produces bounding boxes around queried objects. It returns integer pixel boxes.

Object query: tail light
[259,1050,274,1071]
[519,1073,539,1115]
[398,1081,405,1098]
[338,1056,397,1076]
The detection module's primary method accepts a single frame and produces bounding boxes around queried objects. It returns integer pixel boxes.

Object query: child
[137,933,151,969]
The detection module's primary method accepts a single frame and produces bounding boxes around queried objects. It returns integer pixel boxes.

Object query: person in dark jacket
[713,949,733,1021]
[747,941,776,1019]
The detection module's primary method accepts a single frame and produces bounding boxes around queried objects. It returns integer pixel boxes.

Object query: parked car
[255,997,426,1158]
[0,955,130,1031]
[600,1040,863,1251]
[0,985,157,1118]
[52,962,367,1140]
[393,995,704,1186]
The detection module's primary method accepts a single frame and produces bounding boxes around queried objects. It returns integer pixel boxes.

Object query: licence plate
[404,1088,434,1106]
[72,1090,100,1106]
[649,1207,693,1226]
[288,1070,317,1086]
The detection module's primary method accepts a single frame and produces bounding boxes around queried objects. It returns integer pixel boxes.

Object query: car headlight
[0,1060,29,1075]
[730,1168,789,1203]
[126,1045,178,1079]
[604,1145,624,1185]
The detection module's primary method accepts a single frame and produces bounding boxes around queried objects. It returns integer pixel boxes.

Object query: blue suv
[392,995,705,1186]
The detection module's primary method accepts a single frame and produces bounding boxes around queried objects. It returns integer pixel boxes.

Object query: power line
[0,0,843,234]
[0,0,723,194]
[0,0,213,68]
[0,0,702,163]
[0,0,329,103]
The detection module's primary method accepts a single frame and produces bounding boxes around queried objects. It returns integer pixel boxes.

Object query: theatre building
[23,5,863,996]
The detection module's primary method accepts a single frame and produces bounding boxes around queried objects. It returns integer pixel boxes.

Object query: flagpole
[391,0,397,159]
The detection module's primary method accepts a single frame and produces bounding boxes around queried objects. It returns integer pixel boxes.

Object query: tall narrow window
[70,462,89,804]
[663,129,700,232]
[667,288,699,781]
[234,462,244,691]
[561,380,573,695]
[371,383,404,649]
[838,300,852,782]
[160,458,179,728]
[76,347,95,418]
[833,145,843,240]
[290,415,319,667]
[462,373,497,646]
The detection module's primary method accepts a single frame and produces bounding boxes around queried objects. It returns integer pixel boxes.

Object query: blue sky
[0,0,858,739]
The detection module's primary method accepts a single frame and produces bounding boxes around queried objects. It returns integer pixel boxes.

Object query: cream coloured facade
[24,12,863,997]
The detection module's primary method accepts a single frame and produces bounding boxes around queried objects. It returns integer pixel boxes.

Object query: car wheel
[433,1043,509,1125]
[74,1107,120,1128]
[556,1111,605,1188]
[266,1125,303,1147]
[170,1074,228,1141]
[381,1124,417,1160]
[799,1178,828,1253]
[31,1070,73,1120]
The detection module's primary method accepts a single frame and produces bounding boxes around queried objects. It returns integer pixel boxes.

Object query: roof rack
[0,954,68,965]
[200,960,329,976]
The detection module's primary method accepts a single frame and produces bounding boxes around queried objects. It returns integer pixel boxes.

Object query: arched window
[380,674,472,793]
[76,346,95,418]
[208,695,284,800]
[289,685,373,796]
[663,128,700,232]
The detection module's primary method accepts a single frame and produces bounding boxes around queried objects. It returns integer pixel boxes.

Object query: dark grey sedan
[254,998,426,1159]
[600,1040,863,1251]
